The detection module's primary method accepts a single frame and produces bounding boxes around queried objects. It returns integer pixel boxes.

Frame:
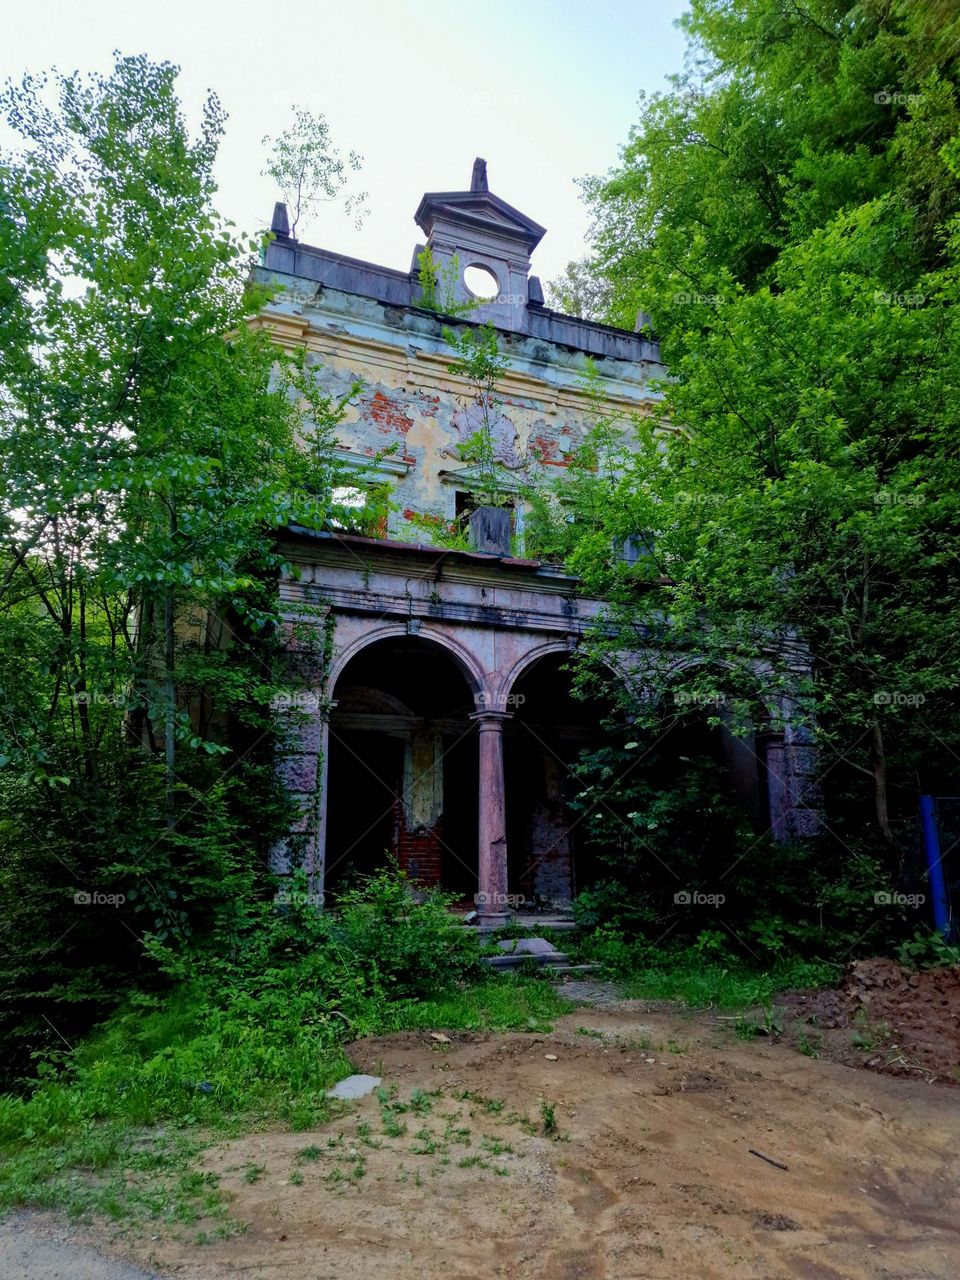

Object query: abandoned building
[255,159,816,924]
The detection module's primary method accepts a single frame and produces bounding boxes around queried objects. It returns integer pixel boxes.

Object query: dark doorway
[324,636,478,900]
[504,653,620,906]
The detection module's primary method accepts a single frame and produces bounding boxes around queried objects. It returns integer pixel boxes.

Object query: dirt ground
[777,958,960,1085]
[29,987,959,1280]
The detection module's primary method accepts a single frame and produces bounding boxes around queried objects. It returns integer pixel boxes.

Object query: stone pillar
[470,711,512,924]
[312,703,334,902]
[271,696,334,907]
[764,728,820,841]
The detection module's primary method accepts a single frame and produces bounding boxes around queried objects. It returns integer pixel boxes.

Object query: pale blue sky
[4,0,690,285]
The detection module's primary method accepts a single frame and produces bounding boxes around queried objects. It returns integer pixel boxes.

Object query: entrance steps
[467,914,578,939]
[477,935,601,977]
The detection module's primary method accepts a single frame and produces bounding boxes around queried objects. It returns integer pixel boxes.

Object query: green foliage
[414,246,477,317]
[578,933,838,1009]
[545,258,612,321]
[534,0,960,859]
[896,930,960,970]
[262,105,366,237]
[0,53,374,1079]
[399,322,519,546]
[443,323,516,507]
[0,868,566,1219]
[569,726,910,963]
[329,866,482,999]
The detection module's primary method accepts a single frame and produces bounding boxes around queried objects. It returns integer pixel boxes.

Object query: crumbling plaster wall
[253,276,668,536]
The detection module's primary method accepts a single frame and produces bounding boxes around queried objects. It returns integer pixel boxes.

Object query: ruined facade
[255,160,815,923]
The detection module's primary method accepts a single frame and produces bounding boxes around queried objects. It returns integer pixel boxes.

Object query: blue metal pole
[919,794,951,939]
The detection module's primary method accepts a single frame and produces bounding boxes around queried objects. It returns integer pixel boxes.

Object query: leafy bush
[332,867,482,998]
[569,730,916,965]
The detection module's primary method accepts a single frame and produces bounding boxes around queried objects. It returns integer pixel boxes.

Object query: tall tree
[542,0,960,853]
[0,55,361,1075]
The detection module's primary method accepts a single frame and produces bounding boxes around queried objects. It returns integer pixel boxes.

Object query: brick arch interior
[323,633,479,901]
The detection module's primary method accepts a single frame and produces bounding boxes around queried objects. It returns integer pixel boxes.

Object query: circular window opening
[463,264,500,300]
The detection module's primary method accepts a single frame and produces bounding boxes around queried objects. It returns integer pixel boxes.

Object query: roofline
[258,245,661,364]
[278,526,578,578]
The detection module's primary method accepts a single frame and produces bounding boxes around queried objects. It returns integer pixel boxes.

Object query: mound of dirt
[777,957,960,1084]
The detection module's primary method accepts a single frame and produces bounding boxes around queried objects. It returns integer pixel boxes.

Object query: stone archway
[323,633,480,900]
[501,649,625,908]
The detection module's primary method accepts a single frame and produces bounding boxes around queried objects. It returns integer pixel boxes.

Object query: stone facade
[257,160,817,922]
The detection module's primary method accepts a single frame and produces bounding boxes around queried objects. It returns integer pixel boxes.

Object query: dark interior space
[324,636,477,899]
[505,653,619,905]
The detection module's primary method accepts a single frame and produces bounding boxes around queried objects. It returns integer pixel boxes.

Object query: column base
[476,909,512,928]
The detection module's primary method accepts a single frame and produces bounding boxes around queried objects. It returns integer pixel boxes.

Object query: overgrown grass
[0,971,568,1226]
[371,973,571,1035]
[616,953,839,1009]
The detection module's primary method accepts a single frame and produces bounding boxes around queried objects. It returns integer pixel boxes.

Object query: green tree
[546,0,960,859]
[0,55,362,1078]
[262,106,366,238]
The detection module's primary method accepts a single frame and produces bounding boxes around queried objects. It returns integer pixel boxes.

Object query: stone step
[480,951,571,970]
[463,915,577,937]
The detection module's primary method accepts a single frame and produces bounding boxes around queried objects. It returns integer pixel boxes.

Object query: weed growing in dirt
[539,1100,558,1136]
[794,1025,823,1058]
[736,1005,784,1040]
[481,1137,514,1155]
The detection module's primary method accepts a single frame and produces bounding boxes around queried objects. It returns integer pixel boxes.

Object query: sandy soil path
[4,994,959,1279]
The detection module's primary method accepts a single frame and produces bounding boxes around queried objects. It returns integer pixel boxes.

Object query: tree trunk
[163,504,177,829]
[871,717,894,842]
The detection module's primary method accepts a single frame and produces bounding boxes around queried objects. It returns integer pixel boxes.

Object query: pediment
[415,190,546,251]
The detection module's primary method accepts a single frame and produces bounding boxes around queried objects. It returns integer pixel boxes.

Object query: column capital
[469,710,513,729]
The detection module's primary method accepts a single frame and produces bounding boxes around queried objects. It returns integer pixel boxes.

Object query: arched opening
[324,636,478,901]
[559,667,774,929]
[503,651,622,908]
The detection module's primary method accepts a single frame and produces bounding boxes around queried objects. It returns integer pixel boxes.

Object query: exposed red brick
[531,434,570,467]
[367,390,414,435]
[391,795,443,887]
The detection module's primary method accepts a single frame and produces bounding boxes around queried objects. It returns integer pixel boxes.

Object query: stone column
[763,728,820,841]
[470,711,512,925]
[312,702,335,903]
[271,696,334,908]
